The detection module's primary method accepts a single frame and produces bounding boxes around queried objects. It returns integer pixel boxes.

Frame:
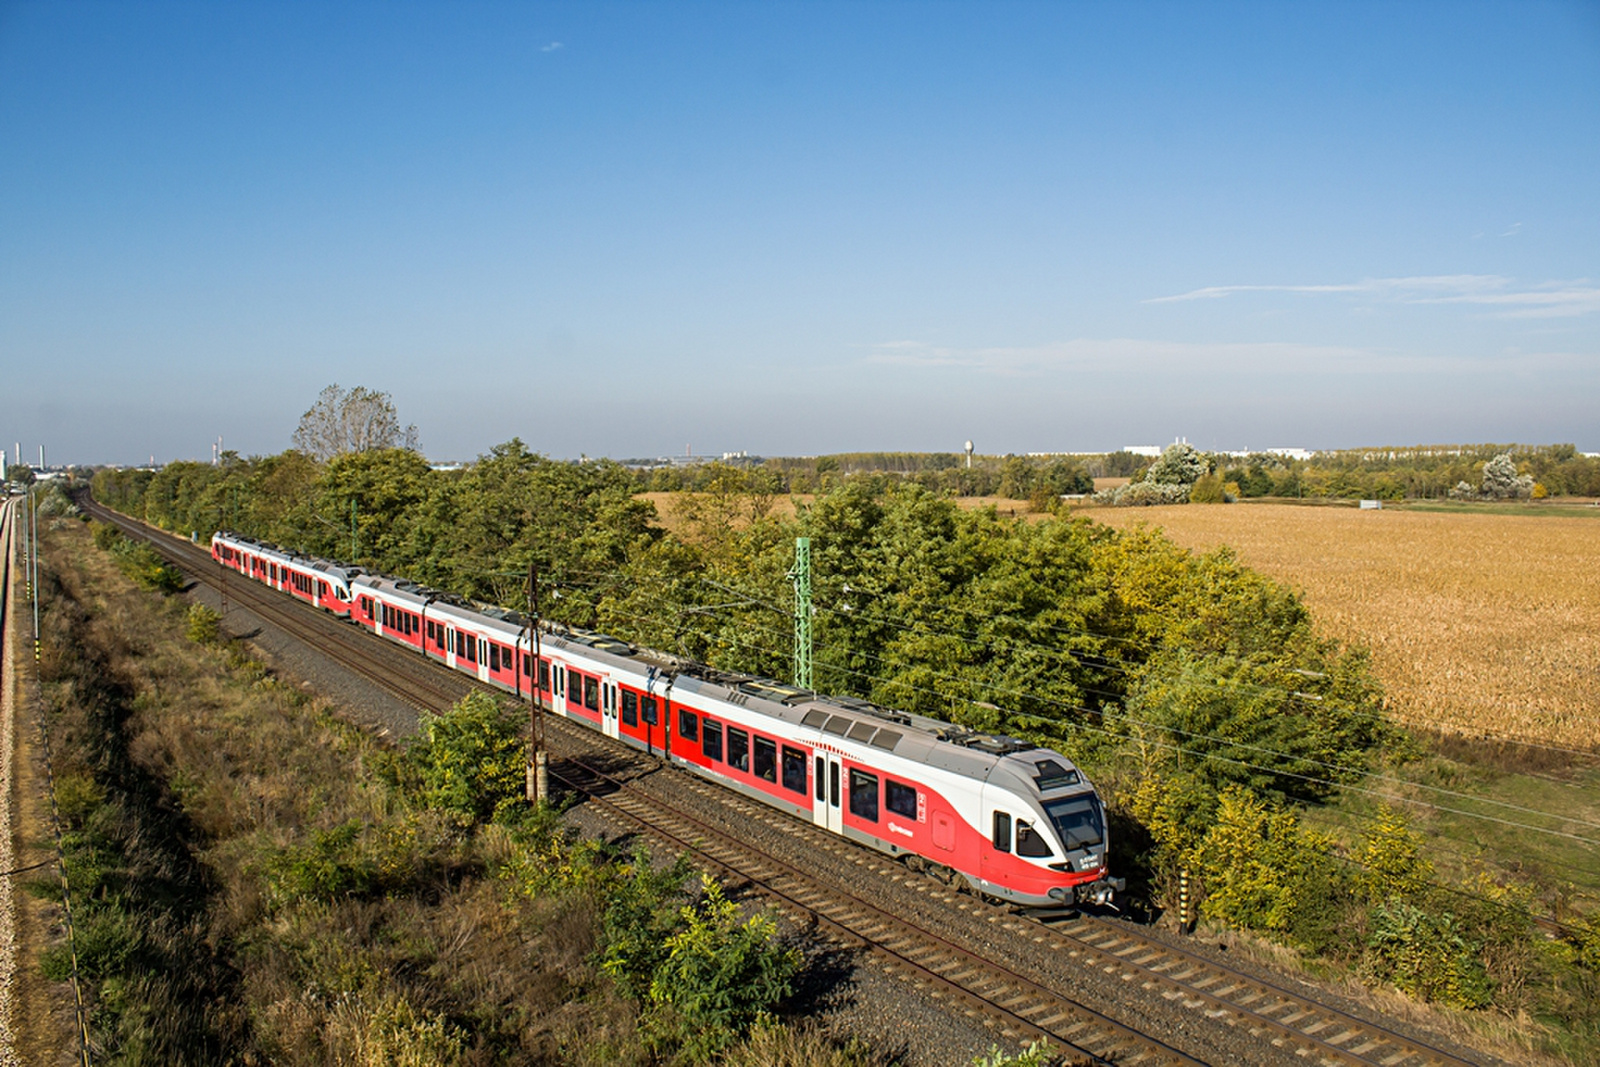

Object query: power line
[561,570,1600,838]
[584,597,1600,850]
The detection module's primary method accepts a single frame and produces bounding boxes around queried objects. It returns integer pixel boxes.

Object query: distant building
[1123,445,1162,458]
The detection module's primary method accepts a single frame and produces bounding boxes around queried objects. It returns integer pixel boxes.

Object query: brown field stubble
[1089,504,1600,751]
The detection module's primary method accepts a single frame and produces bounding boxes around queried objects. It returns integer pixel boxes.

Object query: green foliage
[185,603,221,646]
[264,821,377,904]
[1188,473,1226,503]
[1190,788,1350,947]
[1571,914,1600,973]
[1366,900,1492,1008]
[401,691,527,822]
[89,521,185,593]
[598,849,696,1002]
[972,1040,1059,1067]
[1355,807,1434,900]
[644,874,802,1061]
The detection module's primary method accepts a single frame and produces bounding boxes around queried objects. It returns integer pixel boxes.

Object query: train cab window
[727,727,750,772]
[886,779,918,819]
[621,691,638,727]
[703,720,723,762]
[753,736,777,783]
[814,757,825,801]
[782,746,807,795]
[1015,820,1053,858]
[993,812,1012,852]
[848,770,879,822]
[642,696,658,725]
[678,709,699,742]
[583,677,600,712]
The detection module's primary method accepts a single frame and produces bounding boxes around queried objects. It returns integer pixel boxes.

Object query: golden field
[1088,503,1600,751]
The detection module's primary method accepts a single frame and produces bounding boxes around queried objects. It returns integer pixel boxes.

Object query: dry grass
[1089,503,1600,750]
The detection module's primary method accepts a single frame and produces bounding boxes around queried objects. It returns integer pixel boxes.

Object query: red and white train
[211,531,1123,907]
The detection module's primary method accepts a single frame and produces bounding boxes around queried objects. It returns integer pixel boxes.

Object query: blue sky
[2,2,1597,464]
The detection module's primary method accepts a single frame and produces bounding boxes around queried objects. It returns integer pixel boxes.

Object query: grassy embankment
[27,515,872,1065]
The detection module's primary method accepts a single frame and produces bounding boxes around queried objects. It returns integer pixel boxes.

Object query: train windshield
[1043,794,1105,851]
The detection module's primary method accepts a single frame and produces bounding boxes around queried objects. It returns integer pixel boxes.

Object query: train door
[600,680,620,740]
[813,752,843,833]
[477,637,490,683]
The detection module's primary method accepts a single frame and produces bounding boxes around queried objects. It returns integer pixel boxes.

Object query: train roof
[214,532,359,585]
[212,531,1089,795]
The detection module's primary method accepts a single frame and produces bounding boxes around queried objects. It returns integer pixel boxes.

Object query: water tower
[964,440,974,469]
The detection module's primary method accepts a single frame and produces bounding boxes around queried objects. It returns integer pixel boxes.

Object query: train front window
[1043,795,1105,851]
[1015,820,1053,858]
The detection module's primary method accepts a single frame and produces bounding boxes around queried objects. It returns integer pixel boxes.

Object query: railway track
[79,497,1496,1067]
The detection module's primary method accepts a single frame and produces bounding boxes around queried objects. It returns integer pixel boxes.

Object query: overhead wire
[553,569,1600,838]
[576,592,1600,849]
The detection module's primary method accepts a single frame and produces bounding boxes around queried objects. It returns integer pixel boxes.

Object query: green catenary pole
[789,537,812,690]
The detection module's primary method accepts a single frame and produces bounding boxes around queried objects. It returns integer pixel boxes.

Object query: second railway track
[79,496,1499,1067]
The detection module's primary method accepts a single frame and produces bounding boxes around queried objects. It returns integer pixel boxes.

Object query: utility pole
[788,537,813,690]
[350,498,358,562]
[524,561,548,805]
[31,487,41,663]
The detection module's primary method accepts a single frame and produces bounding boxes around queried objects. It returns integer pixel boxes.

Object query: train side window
[490,644,501,672]
[782,746,807,795]
[993,812,1012,852]
[621,690,638,727]
[583,676,600,711]
[848,770,879,822]
[1016,820,1052,858]
[642,696,657,725]
[814,757,825,801]
[726,727,749,772]
[829,763,840,807]
[555,666,565,696]
[540,661,550,692]
[678,708,699,742]
[703,720,723,762]
[753,736,777,782]
[886,779,918,819]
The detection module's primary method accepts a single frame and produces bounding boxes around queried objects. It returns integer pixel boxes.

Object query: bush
[1191,788,1351,950]
[264,821,377,905]
[186,604,221,646]
[1189,473,1226,504]
[402,691,527,822]
[1366,900,1491,1008]
[645,874,801,1061]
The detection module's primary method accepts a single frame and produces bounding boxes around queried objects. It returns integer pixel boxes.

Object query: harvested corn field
[1088,503,1600,751]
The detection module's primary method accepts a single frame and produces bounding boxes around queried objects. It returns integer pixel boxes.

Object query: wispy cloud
[862,338,1591,378]
[1147,274,1600,318]
[1501,222,1522,237]
[540,41,563,52]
